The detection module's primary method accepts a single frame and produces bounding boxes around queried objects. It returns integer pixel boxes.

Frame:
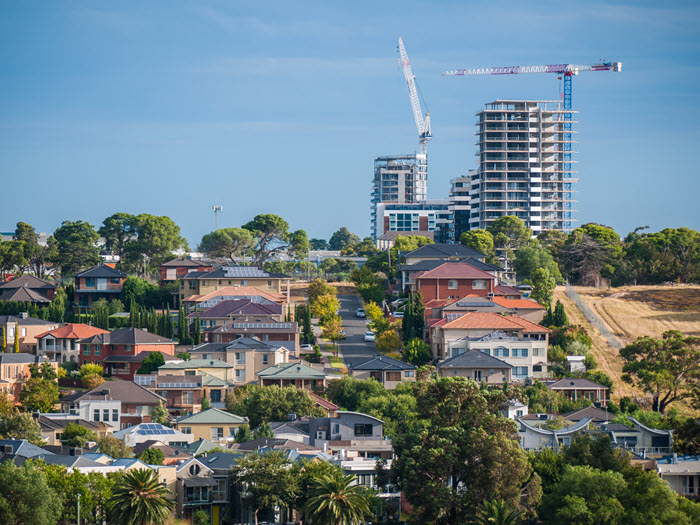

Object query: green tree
[514,243,563,283]
[561,226,619,284]
[12,323,19,353]
[310,238,330,250]
[487,216,532,270]
[303,470,374,525]
[1,326,6,353]
[99,212,137,270]
[307,279,337,304]
[530,267,557,308]
[329,227,361,251]
[151,401,169,425]
[230,450,298,525]
[199,227,254,263]
[226,385,325,429]
[136,351,165,375]
[109,468,174,525]
[242,214,307,266]
[201,397,211,410]
[193,509,211,525]
[0,409,43,445]
[50,220,101,276]
[325,376,386,412]
[15,222,57,278]
[126,214,187,274]
[60,422,98,447]
[20,362,59,412]
[310,294,341,326]
[0,240,28,280]
[391,377,531,524]
[403,338,432,366]
[97,435,134,459]
[375,330,401,354]
[536,230,569,262]
[252,421,275,440]
[0,460,63,525]
[460,229,495,259]
[620,330,700,413]
[235,423,252,443]
[469,499,524,525]
[137,448,165,465]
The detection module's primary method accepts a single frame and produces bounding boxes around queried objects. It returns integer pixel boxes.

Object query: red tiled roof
[492,297,545,310]
[183,286,286,305]
[36,323,110,340]
[441,312,549,332]
[415,262,495,280]
[427,318,447,327]
[309,392,339,411]
[494,285,521,295]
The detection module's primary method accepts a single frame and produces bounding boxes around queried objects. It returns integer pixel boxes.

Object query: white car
[364,331,376,342]
[299,344,314,352]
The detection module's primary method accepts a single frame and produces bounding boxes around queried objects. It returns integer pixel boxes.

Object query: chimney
[673,453,678,464]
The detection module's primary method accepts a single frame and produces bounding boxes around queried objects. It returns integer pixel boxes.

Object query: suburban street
[336,294,377,367]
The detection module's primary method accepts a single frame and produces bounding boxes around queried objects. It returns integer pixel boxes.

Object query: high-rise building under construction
[468,100,578,233]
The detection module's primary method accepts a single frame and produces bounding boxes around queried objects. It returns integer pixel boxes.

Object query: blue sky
[1,1,699,245]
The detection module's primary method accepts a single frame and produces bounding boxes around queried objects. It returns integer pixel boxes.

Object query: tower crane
[398,37,431,155]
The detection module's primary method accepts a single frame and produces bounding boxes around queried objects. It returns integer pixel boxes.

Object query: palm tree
[109,468,175,525]
[469,498,524,525]
[304,470,374,525]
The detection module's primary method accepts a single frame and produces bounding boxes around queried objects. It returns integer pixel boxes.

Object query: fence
[565,284,623,350]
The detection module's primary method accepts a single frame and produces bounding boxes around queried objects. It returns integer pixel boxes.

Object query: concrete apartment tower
[371,153,427,239]
[468,100,578,233]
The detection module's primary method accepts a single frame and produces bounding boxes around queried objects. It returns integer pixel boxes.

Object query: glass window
[448,280,458,290]
[333,424,340,434]
[94,345,101,356]
[472,280,487,289]
[405,370,415,377]
[513,348,528,357]
[514,366,528,378]
[182,391,194,404]
[493,347,509,358]
[86,278,95,287]
[354,424,373,436]
[181,427,191,434]
[94,409,100,421]
[262,355,269,365]
[211,427,224,440]
[83,345,91,356]
[109,277,120,284]
[103,409,109,421]
[113,409,119,421]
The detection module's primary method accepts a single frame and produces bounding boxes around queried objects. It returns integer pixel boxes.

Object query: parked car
[364,331,375,342]
[356,308,366,318]
[339,329,346,338]
[392,311,404,319]
[299,344,314,352]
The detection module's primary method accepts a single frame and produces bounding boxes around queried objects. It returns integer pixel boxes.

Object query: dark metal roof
[74,263,127,279]
[437,349,512,369]
[78,327,174,345]
[351,355,416,371]
[188,299,282,319]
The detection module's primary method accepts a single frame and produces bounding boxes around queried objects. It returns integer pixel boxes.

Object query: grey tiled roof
[437,349,512,369]
[0,274,56,290]
[74,263,127,279]
[351,355,415,371]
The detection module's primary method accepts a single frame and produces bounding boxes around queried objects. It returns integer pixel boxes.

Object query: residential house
[598,417,673,456]
[437,349,512,383]
[414,263,498,305]
[308,411,393,460]
[0,314,58,354]
[113,422,195,447]
[175,456,233,524]
[257,362,327,389]
[309,393,340,417]
[431,295,509,320]
[0,274,56,304]
[134,374,205,415]
[59,380,166,429]
[73,263,127,309]
[182,285,288,317]
[160,257,213,284]
[657,455,700,499]
[270,420,311,445]
[504,400,529,419]
[401,243,487,266]
[178,266,291,305]
[77,327,177,377]
[0,354,57,404]
[562,406,614,423]
[401,257,501,294]
[157,359,235,383]
[440,329,549,382]
[174,438,221,457]
[36,323,110,363]
[203,321,299,353]
[37,414,112,446]
[430,312,549,362]
[0,439,55,462]
[132,440,193,465]
[546,378,609,407]
[190,298,285,326]
[517,417,594,450]
[174,408,248,444]
[350,355,416,389]
[190,337,293,385]
[491,296,546,323]
[102,351,181,381]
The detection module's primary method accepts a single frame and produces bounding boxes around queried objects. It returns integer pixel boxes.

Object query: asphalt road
[337,294,377,367]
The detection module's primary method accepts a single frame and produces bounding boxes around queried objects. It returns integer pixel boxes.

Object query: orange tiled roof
[492,297,545,310]
[424,299,448,308]
[183,286,286,305]
[416,263,495,280]
[441,312,549,332]
[36,323,110,340]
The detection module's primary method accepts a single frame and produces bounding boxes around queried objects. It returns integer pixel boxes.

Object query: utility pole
[76,493,80,525]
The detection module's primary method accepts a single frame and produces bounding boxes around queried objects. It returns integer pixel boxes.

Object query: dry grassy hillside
[289,281,357,302]
[553,284,700,406]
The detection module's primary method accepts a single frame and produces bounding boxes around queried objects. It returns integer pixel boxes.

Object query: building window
[21,328,26,337]
[241,280,248,286]
[405,370,415,378]
[533,365,543,372]
[514,366,528,379]
[124,345,131,353]
[513,348,528,357]
[181,427,191,434]
[94,409,100,422]
[493,347,509,358]
[113,409,119,421]
[86,278,95,287]
[354,424,373,436]
[448,280,458,290]
[182,391,194,405]
[262,355,269,365]
[211,427,224,440]
[84,345,91,356]
[235,369,244,380]
[109,277,120,284]
[333,423,340,435]
[103,409,109,421]
[94,345,101,356]
[473,280,487,289]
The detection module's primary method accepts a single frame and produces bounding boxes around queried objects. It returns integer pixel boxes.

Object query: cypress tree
[194,314,202,345]
[412,291,425,340]
[13,323,20,353]
[1,327,6,353]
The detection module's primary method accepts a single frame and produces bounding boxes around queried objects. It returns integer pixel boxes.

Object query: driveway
[337,294,377,367]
